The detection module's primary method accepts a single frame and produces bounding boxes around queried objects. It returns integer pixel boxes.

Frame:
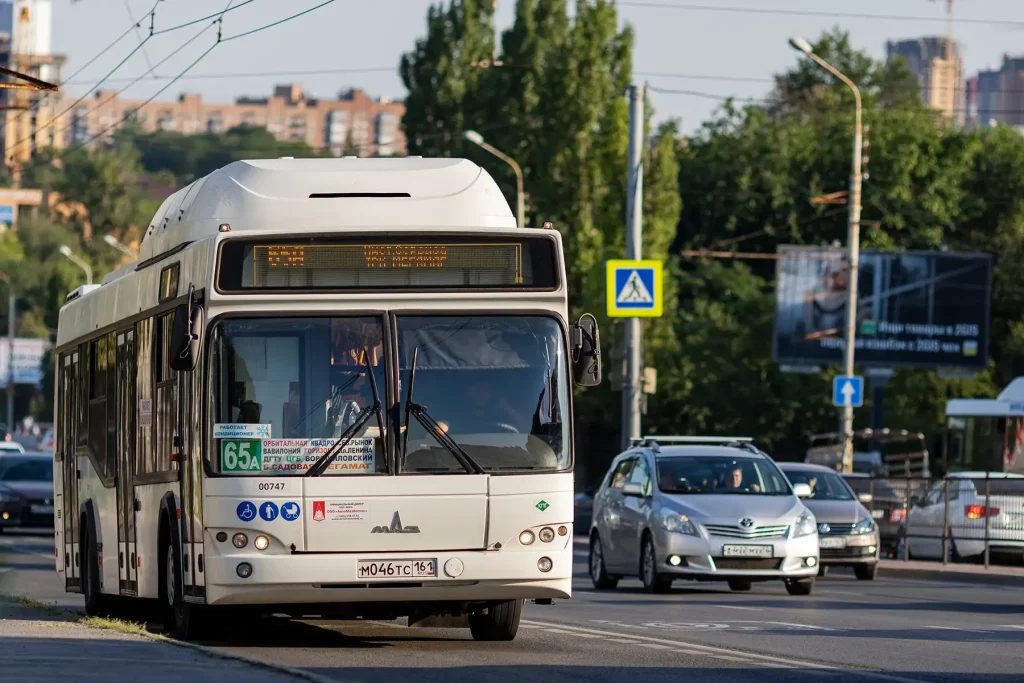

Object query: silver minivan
[588,437,820,595]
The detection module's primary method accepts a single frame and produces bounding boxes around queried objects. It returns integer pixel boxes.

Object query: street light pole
[789,37,863,474]
[463,130,525,228]
[0,273,14,431]
[59,245,93,285]
[103,234,138,259]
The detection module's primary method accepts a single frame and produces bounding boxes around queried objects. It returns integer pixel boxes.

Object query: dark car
[0,452,55,532]
[842,474,908,557]
[574,489,595,531]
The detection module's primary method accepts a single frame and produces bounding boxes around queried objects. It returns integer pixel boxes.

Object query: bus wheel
[468,599,523,641]
[82,530,110,617]
[163,540,201,640]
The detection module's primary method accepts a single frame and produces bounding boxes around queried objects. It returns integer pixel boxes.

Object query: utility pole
[789,38,863,474]
[621,84,644,451]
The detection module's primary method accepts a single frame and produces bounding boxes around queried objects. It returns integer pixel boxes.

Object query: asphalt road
[2,530,1022,682]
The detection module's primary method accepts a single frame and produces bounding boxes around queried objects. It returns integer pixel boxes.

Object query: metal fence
[844,473,1024,568]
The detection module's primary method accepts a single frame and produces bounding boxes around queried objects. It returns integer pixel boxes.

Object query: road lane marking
[712,604,762,611]
[523,619,933,682]
[922,626,992,633]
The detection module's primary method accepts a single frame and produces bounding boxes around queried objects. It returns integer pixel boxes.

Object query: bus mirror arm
[169,284,204,372]
[571,314,601,387]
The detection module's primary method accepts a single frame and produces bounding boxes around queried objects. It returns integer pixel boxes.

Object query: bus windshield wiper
[306,347,385,477]
[400,346,485,475]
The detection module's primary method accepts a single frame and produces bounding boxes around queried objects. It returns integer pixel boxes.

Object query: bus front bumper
[203,546,573,606]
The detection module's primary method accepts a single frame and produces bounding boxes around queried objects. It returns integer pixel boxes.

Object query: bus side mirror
[572,314,601,387]
[169,298,204,372]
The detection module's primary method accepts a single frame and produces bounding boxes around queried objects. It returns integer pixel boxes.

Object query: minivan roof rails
[630,436,753,446]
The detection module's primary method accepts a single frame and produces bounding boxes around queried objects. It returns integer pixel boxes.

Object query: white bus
[53,157,602,641]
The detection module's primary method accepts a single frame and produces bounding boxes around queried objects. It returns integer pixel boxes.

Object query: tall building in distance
[886,36,964,125]
[69,84,406,157]
[964,56,1024,131]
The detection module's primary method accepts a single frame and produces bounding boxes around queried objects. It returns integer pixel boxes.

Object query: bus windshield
[211,316,390,475]
[397,316,570,474]
[209,315,570,475]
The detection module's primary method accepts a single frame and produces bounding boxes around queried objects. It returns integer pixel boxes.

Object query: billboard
[772,246,992,369]
[0,337,50,388]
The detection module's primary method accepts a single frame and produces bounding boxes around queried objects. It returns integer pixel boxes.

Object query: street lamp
[59,245,93,285]
[789,36,863,475]
[463,129,525,228]
[103,234,138,259]
[0,272,14,431]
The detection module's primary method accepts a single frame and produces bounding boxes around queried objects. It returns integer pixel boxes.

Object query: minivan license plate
[357,559,437,579]
[722,545,773,558]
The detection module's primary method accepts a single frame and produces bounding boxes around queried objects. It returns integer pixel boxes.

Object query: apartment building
[68,84,406,157]
[886,37,964,125]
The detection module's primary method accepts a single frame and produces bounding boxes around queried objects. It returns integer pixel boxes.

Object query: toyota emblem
[739,517,754,528]
[818,523,830,533]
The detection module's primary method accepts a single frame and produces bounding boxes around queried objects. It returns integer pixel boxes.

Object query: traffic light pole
[621,84,644,451]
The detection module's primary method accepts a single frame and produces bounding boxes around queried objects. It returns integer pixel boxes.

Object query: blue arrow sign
[832,376,864,408]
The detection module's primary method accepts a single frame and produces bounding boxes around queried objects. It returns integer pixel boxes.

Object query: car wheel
[640,534,672,594]
[469,599,523,641]
[727,580,752,592]
[785,577,814,596]
[854,563,877,581]
[589,534,619,590]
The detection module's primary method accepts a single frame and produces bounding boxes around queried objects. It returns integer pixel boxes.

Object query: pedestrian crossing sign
[606,259,663,318]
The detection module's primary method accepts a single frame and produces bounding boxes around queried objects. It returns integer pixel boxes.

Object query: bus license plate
[357,559,437,579]
[722,545,773,558]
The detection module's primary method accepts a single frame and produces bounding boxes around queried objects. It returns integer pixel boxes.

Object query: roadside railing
[843,473,1024,569]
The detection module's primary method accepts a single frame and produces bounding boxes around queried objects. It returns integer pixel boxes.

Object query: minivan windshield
[656,455,792,495]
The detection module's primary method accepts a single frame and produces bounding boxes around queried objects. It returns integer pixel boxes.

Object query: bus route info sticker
[219,438,376,474]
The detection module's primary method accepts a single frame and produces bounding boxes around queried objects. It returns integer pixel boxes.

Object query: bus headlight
[519,530,535,545]
[539,527,555,543]
[254,535,269,551]
[232,533,248,548]
[538,556,553,572]
[236,562,253,578]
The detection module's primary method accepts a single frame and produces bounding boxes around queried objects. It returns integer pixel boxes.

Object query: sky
[50,0,1024,135]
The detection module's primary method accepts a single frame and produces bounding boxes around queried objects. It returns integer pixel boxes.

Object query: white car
[588,436,820,595]
[899,472,1024,561]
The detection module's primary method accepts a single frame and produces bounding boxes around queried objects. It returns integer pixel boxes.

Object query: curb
[877,563,1024,587]
[156,634,338,683]
[2,593,337,683]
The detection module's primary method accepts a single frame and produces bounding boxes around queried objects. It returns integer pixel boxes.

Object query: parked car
[842,473,908,557]
[0,452,55,533]
[588,437,820,595]
[779,463,880,580]
[899,472,1024,562]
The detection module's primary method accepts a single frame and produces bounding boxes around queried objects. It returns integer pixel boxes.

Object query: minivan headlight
[660,510,698,536]
[793,512,817,538]
[851,518,876,535]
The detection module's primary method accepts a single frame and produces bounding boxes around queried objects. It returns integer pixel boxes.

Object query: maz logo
[371,511,420,534]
